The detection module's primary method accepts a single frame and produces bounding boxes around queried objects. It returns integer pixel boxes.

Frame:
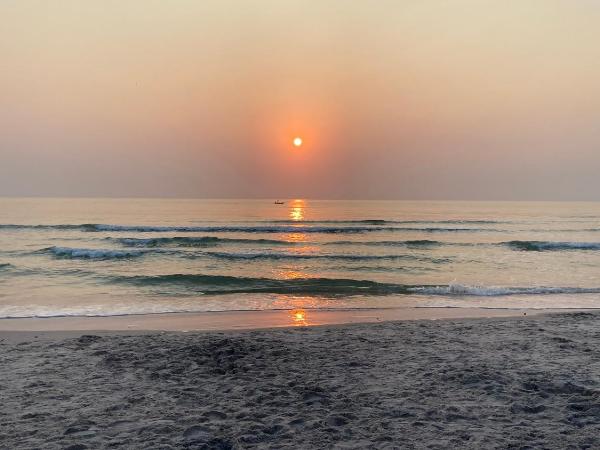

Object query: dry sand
[2,311,600,449]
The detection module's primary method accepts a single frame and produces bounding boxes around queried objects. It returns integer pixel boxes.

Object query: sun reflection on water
[278,269,307,279]
[289,199,306,222]
[284,232,309,243]
[290,308,308,326]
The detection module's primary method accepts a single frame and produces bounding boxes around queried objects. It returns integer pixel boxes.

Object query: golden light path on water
[289,199,305,222]
[285,200,319,254]
[277,199,316,324]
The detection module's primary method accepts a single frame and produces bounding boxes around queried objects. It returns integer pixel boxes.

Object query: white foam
[409,283,600,296]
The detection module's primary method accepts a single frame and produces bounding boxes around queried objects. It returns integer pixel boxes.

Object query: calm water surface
[2,198,600,318]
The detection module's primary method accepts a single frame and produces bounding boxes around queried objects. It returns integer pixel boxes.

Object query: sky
[1,0,600,200]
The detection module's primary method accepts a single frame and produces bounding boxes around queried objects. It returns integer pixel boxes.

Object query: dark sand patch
[2,312,600,448]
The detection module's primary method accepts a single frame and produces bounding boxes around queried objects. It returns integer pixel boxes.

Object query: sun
[293,137,303,147]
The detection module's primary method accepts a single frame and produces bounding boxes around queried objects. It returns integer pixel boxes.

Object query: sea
[2,198,600,319]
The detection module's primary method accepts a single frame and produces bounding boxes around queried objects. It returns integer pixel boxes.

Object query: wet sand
[0,306,553,333]
[2,310,600,448]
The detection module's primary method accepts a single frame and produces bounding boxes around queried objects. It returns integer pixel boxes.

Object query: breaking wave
[410,284,600,296]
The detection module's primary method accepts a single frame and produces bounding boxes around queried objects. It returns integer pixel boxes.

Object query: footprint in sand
[326,416,348,427]
[203,411,227,421]
[64,445,87,450]
[288,418,304,428]
[301,391,327,404]
[183,425,212,441]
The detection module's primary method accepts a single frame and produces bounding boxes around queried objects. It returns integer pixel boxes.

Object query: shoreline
[0,306,571,333]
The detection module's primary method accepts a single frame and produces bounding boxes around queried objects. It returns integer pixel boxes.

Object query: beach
[5,0,600,447]
[3,310,600,449]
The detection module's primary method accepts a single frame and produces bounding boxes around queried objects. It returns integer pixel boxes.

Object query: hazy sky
[2,0,600,199]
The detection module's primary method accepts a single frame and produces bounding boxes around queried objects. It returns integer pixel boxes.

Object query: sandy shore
[2,311,600,449]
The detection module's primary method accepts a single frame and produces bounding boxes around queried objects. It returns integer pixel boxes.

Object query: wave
[120,236,455,249]
[116,274,411,296]
[93,224,490,233]
[326,239,446,247]
[43,246,148,259]
[263,219,503,225]
[0,223,493,234]
[267,219,393,225]
[335,265,435,273]
[0,224,98,231]
[201,251,450,263]
[116,236,290,247]
[0,263,12,270]
[39,246,446,263]
[112,274,600,297]
[504,240,600,251]
[37,245,447,263]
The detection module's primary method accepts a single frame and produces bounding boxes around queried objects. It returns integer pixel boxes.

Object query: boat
[274,200,285,205]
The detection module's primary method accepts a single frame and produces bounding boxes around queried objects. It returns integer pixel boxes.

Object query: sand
[2,311,600,449]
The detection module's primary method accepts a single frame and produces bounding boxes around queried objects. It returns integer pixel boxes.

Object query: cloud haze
[2,0,600,199]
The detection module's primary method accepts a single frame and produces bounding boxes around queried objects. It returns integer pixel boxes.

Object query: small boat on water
[274,200,285,205]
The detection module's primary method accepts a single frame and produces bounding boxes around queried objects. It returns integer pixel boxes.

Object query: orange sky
[2,1,600,199]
